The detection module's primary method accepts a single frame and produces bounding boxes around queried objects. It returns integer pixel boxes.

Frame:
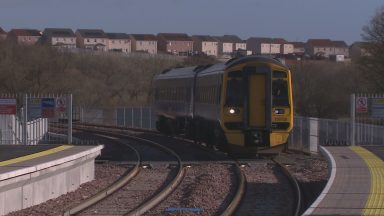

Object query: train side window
[226,78,243,106]
[216,84,222,104]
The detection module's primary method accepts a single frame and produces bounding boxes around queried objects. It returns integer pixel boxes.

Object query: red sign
[356,97,368,113]
[0,98,16,115]
[56,97,66,112]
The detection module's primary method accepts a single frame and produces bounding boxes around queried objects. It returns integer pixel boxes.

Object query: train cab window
[272,78,289,106]
[226,78,243,106]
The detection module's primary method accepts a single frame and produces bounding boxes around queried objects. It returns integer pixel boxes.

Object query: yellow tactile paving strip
[351,146,384,216]
[0,145,73,166]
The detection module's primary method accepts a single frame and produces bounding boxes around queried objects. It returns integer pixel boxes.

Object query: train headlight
[228,107,240,115]
[274,109,285,115]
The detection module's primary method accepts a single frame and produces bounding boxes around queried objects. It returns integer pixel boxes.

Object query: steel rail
[273,159,302,216]
[62,133,141,216]
[220,163,246,216]
[71,125,186,216]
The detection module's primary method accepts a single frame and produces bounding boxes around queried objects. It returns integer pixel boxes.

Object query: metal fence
[0,94,73,145]
[116,107,384,152]
[0,114,49,145]
[291,116,384,152]
[76,107,384,153]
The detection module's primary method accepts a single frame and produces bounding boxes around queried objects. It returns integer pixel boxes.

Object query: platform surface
[0,144,103,180]
[304,146,384,215]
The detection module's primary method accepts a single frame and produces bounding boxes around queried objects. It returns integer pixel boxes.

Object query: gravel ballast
[8,163,127,216]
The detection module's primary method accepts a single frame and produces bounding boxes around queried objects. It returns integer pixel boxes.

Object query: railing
[77,107,384,153]
[0,115,49,145]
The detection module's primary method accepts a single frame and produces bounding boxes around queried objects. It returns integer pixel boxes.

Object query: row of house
[0,27,242,56]
[0,27,368,59]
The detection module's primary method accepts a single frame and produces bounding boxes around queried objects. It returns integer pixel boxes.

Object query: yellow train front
[153,56,293,154]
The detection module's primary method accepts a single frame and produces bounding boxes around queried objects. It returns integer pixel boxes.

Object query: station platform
[0,144,103,215]
[304,146,384,215]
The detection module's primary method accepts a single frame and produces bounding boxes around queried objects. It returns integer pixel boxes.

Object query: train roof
[155,66,197,79]
[155,56,288,80]
[225,55,288,69]
[196,63,226,76]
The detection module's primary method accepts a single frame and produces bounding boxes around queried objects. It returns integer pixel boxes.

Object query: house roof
[192,35,217,42]
[106,33,130,39]
[247,37,272,44]
[291,42,305,48]
[8,29,42,37]
[307,39,333,47]
[76,29,107,38]
[157,33,192,41]
[129,34,157,41]
[0,27,6,34]
[350,41,370,48]
[272,38,288,44]
[43,28,75,37]
[332,40,348,47]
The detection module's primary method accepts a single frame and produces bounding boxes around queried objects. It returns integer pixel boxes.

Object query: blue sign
[28,98,42,119]
[371,98,384,118]
[41,98,55,118]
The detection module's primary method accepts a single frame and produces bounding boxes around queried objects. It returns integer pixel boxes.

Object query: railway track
[234,158,302,216]
[62,127,185,215]
[71,125,247,216]
[33,123,307,216]
[72,124,301,215]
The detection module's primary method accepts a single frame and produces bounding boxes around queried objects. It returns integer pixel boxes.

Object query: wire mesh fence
[6,102,383,151]
[78,107,384,153]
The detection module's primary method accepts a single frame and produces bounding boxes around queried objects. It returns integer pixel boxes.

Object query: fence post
[123,108,126,127]
[309,117,319,153]
[131,108,134,127]
[350,94,356,146]
[140,107,143,128]
[67,94,73,144]
[149,108,152,129]
[23,94,28,145]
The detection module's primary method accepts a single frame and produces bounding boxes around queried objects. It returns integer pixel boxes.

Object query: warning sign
[0,98,16,115]
[56,97,66,113]
[356,97,368,113]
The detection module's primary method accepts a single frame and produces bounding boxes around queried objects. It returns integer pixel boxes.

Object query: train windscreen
[272,77,289,106]
[226,78,243,106]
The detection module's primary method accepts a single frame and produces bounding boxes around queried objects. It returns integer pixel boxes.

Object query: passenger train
[153,56,294,154]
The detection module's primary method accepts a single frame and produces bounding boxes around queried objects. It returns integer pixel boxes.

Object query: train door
[243,65,272,147]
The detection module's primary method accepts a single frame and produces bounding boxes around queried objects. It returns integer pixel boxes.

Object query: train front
[220,57,293,153]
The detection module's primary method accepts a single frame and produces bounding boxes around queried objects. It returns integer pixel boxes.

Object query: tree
[360,6,384,91]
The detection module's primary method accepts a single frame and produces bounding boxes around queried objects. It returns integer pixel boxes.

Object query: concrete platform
[304,146,384,215]
[0,144,103,215]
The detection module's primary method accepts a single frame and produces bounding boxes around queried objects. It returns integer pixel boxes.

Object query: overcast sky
[0,0,383,44]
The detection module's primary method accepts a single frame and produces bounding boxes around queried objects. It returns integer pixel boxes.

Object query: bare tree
[360,5,384,91]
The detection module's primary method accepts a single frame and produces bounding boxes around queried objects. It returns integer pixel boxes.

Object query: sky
[0,0,383,45]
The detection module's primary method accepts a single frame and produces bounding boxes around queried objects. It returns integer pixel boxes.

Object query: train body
[153,56,293,153]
